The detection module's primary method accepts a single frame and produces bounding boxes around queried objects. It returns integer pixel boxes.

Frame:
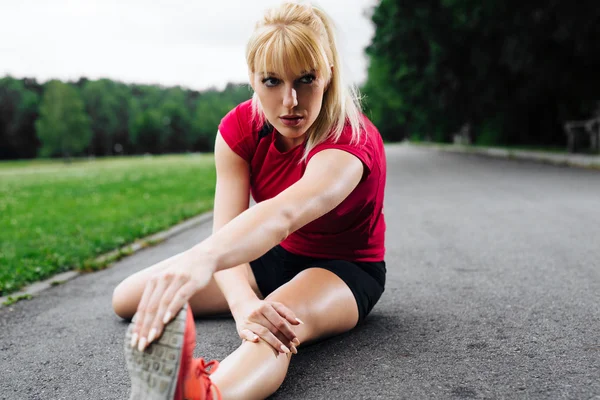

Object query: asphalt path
[1,144,599,399]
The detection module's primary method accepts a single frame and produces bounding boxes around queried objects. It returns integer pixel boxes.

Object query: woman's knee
[263,290,314,344]
[263,268,358,343]
[113,273,231,320]
[112,284,132,320]
[112,274,143,320]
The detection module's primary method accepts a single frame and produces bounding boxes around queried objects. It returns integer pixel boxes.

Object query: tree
[191,85,251,151]
[0,77,40,159]
[1,75,251,159]
[363,0,600,149]
[111,82,135,155]
[35,80,92,160]
[129,107,166,154]
[81,79,120,156]
[162,87,193,152]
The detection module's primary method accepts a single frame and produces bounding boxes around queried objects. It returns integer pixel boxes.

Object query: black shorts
[250,245,386,323]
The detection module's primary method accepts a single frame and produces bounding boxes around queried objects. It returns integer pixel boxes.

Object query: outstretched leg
[209,267,359,400]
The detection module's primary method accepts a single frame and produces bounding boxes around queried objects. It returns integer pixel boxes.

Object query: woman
[113,2,387,399]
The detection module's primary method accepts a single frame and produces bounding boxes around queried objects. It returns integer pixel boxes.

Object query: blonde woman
[113,2,387,399]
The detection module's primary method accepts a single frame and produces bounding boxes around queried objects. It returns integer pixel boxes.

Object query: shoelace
[194,358,221,400]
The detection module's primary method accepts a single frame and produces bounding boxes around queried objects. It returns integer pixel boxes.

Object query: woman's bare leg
[209,267,359,400]
[112,258,260,319]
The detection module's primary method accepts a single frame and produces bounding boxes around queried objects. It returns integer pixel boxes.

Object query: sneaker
[124,303,221,400]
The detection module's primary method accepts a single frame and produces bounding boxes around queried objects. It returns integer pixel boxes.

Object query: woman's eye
[261,74,315,87]
[262,77,279,87]
[299,74,316,84]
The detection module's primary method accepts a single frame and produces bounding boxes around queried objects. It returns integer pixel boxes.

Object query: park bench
[564,116,600,153]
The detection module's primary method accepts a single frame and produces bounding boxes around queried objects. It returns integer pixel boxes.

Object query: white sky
[0,0,378,91]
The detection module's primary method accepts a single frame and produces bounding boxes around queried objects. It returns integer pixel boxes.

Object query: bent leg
[209,267,359,400]
[112,257,260,319]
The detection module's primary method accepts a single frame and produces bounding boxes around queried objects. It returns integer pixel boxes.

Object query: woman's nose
[283,87,298,109]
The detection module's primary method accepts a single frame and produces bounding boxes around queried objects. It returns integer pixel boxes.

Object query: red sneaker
[125,303,221,400]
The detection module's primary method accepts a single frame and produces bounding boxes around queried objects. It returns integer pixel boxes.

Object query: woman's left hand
[129,249,214,352]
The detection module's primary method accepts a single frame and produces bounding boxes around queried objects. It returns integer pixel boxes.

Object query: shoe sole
[124,304,188,400]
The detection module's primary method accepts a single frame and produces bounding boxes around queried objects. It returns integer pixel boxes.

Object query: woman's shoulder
[236,98,254,114]
[221,99,266,136]
[307,113,383,172]
[221,99,254,127]
[218,99,260,163]
[334,113,382,147]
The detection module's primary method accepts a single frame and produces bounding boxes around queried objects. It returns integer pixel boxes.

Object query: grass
[0,153,216,297]
[2,294,33,306]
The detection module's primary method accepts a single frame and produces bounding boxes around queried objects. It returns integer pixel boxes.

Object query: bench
[564,117,600,153]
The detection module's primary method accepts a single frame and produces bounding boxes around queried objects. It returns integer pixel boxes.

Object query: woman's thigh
[264,267,359,345]
[112,257,260,320]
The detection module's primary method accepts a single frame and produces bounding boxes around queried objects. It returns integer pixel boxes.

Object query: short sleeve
[306,119,375,175]
[218,100,256,163]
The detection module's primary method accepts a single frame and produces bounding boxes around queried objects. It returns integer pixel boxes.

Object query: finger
[240,329,259,342]
[273,330,300,351]
[247,322,291,354]
[163,280,197,327]
[130,277,157,348]
[248,314,287,345]
[262,304,298,344]
[271,302,303,325]
[271,330,298,355]
[138,276,170,351]
[148,273,181,345]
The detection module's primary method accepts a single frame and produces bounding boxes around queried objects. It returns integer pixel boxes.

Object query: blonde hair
[246,2,366,160]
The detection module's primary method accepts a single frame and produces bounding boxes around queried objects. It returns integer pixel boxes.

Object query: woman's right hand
[231,298,303,354]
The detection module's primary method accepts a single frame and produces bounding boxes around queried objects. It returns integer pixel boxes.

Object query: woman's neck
[274,132,306,152]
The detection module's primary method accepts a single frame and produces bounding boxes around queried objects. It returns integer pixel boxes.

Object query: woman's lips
[280,117,304,127]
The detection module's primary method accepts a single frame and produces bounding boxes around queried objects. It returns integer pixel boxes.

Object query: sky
[0,0,378,91]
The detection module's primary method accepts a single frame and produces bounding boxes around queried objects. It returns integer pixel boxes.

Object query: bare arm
[210,132,307,352]
[190,147,364,273]
[211,132,258,309]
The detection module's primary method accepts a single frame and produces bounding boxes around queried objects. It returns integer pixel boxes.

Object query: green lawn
[0,154,216,297]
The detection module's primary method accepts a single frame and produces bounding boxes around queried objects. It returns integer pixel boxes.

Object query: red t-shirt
[218,99,386,262]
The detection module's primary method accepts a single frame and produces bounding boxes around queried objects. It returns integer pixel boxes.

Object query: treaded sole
[124,304,188,400]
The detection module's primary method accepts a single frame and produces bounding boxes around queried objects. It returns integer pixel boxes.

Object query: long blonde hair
[246,2,366,160]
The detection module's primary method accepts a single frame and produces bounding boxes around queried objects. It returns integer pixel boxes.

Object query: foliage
[35,80,92,160]
[0,77,41,159]
[362,0,600,149]
[0,77,251,160]
[191,84,252,151]
[81,79,125,155]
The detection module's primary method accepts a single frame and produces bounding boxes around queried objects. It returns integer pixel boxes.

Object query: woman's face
[251,67,328,147]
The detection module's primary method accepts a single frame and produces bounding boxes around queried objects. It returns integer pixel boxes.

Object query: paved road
[1,144,599,400]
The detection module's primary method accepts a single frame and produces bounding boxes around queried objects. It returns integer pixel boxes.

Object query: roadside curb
[414,143,600,169]
[0,210,214,308]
